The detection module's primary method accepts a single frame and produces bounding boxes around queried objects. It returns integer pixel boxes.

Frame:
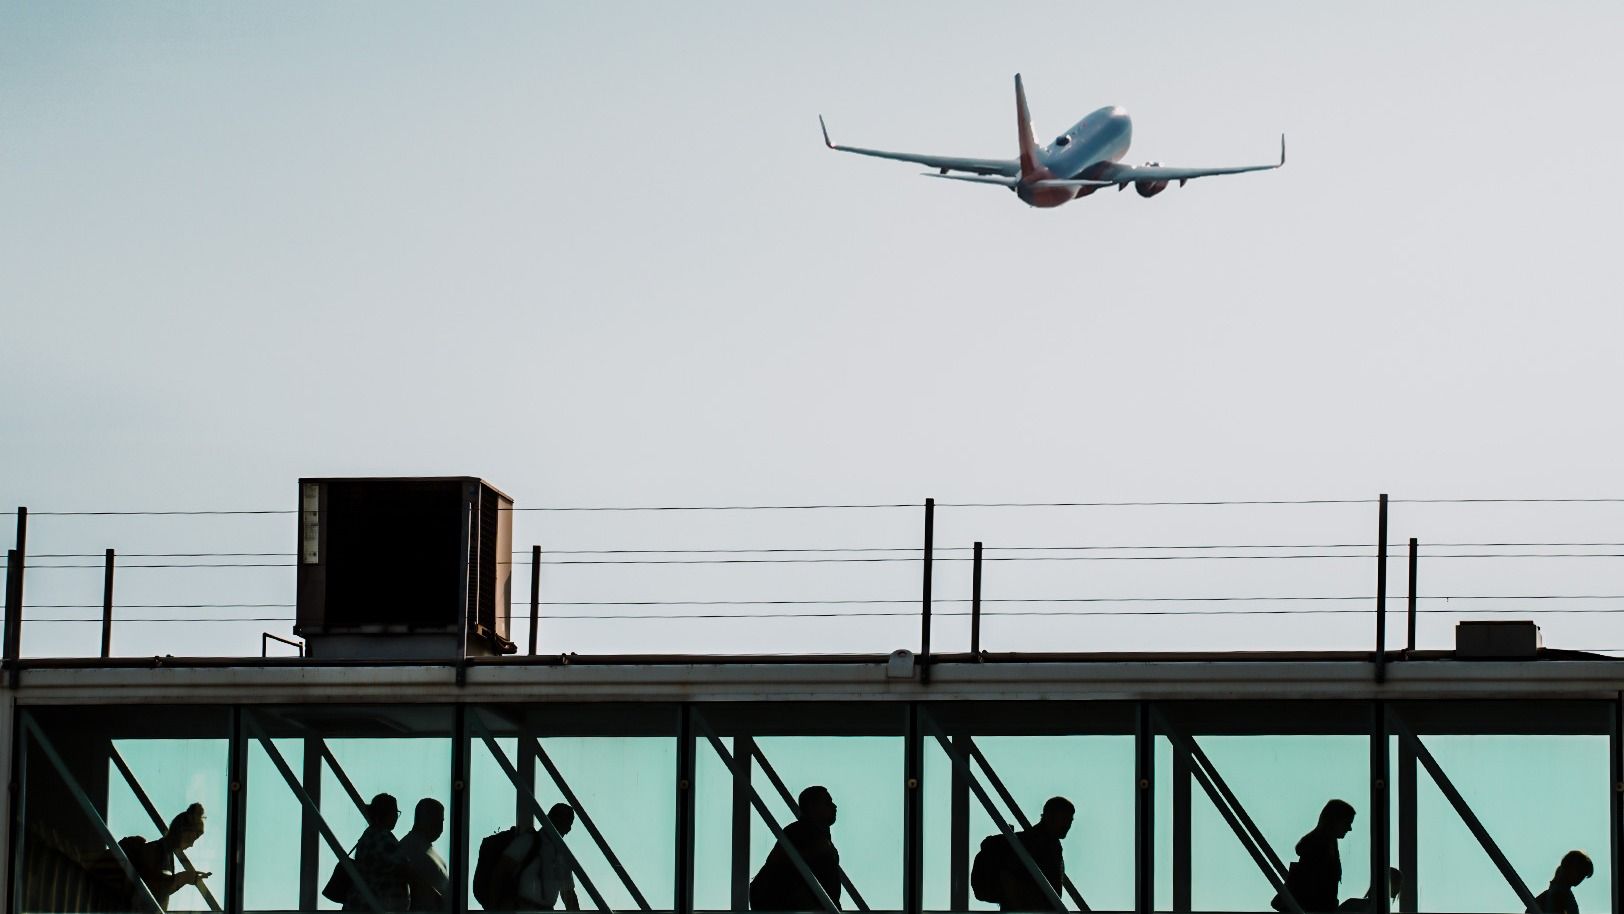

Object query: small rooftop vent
[295,476,517,660]
[1455,620,1542,659]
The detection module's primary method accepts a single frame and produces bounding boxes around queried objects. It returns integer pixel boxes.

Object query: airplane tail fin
[1015,73,1041,181]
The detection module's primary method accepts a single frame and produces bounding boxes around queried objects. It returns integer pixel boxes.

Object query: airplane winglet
[1280,134,1286,166]
[819,115,833,149]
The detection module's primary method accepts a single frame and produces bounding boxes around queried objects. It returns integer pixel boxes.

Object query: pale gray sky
[4,2,1623,658]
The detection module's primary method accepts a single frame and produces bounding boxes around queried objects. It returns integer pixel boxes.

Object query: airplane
[819,74,1283,208]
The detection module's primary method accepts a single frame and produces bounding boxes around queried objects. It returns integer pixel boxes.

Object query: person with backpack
[487,804,580,911]
[750,787,842,911]
[346,794,408,912]
[973,797,1073,912]
[1274,800,1356,913]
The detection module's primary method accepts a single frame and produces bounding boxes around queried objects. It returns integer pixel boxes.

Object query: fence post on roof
[1375,494,1389,683]
[529,544,541,656]
[970,541,983,659]
[101,549,116,658]
[4,507,25,685]
[1406,538,1418,653]
[920,498,934,684]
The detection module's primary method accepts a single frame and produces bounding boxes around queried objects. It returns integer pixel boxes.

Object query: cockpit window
[1054,135,1071,147]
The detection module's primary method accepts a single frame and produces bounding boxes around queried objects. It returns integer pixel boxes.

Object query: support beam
[920,499,934,684]
[468,713,616,913]
[749,740,870,910]
[1387,709,1540,913]
[951,734,970,911]
[22,715,165,914]
[675,706,695,914]
[1376,493,1389,683]
[1612,694,1622,914]
[732,736,753,913]
[1153,709,1303,914]
[1370,701,1391,914]
[1137,703,1157,914]
[692,711,839,914]
[906,704,923,914]
[1397,737,1417,913]
[451,703,470,914]
[532,735,653,910]
[109,746,223,911]
[919,711,1070,913]
[244,717,386,914]
[300,737,323,913]
[100,549,115,659]
[1172,746,1191,913]
[225,708,247,914]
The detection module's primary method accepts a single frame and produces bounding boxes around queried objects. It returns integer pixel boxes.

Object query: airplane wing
[820,116,1018,177]
[924,173,1115,189]
[1095,135,1286,184]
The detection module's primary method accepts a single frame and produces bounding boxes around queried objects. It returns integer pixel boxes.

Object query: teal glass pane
[1414,735,1610,914]
[242,707,452,913]
[17,708,229,914]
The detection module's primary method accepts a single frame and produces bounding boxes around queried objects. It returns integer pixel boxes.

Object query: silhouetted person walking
[501,804,581,910]
[1530,851,1593,914]
[112,803,211,910]
[347,793,407,911]
[1338,868,1401,912]
[994,797,1074,912]
[398,798,450,911]
[750,786,842,911]
[1274,800,1355,913]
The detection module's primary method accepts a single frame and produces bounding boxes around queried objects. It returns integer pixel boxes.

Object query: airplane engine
[1135,162,1168,198]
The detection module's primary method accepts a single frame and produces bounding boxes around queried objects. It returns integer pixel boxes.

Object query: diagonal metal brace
[691,711,840,914]
[918,710,1071,913]
[468,711,616,914]
[531,735,653,911]
[962,737,1090,911]
[747,740,871,911]
[243,717,387,914]
[22,715,166,914]
[109,746,223,912]
[1386,709,1540,913]
[1152,708,1304,914]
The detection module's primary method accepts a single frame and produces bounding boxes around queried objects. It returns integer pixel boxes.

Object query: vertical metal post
[3,550,18,685]
[529,545,541,656]
[950,733,970,910]
[300,737,323,912]
[1173,749,1192,912]
[732,735,754,912]
[1136,703,1155,914]
[1611,694,1622,914]
[1398,736,1417,913]
[905,704,924,914]
[517,726,538,826]
[1372,701,1391,914]
[226,707,248,914]
[970,542,983,659]
[6,699,26,914]
[676,705,696,914]
[920,499,934,684]
[1376,494,1389,683]
[1406,538,1418,654]
[100,548,116,658]
[451,704,471,914]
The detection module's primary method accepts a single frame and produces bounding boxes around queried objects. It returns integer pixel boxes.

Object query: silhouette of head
[1039,797,1076,839]
[167,803,206,851]
[1556,851,1594,888]
[799,786,837,827]
[1318,800,1356,837]
[367,793,400,830]
[547,803,576,836]
[414,798,445,840]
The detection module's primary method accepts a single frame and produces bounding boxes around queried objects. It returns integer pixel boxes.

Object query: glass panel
[242,706,453,914]
[693,704,905,913]
[922,703,1136,913]
[17,707,230,914]
[466,704,676,913]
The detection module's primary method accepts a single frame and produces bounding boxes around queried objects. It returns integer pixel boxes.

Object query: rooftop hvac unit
[295,477,517,659]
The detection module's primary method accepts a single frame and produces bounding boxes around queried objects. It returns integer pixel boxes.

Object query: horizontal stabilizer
[922,172,1019,187]
[921,173,1116,190]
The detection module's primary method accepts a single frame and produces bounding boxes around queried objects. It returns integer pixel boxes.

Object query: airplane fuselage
[1024,106,1133,207]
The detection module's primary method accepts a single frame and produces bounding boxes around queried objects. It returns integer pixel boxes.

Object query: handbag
[322,844,361,904]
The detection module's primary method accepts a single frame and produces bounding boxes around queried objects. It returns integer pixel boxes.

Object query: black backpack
[971,834,1011,904]
[472,827,536,909]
